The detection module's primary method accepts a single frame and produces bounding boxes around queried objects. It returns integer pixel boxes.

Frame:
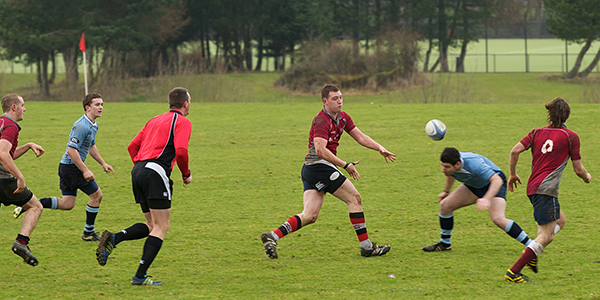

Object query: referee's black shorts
[132,161,173,212]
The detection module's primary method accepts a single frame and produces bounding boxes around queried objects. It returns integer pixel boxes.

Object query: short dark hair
[1,93,22,113]
[321,84,340,100]
[545,97,570,128]
[82,93,103,111]
[440,147,460,165]
[168,87,190,108]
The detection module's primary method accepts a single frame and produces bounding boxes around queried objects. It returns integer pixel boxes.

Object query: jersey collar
[1,113,21,130]
[83,113,98,127]
[322,107,341,126]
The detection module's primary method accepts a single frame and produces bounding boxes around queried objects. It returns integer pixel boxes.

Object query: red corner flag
[79,33,86,52]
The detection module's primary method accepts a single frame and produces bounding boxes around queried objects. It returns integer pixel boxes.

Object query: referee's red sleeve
[176,147,190,177]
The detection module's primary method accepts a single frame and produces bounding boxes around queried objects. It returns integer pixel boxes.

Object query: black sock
[16,234,30,245]
[135,236,163,279]
[39,197,57,209]
[84,205,99,234]
[439,214,454,247]
[115,223,150,245]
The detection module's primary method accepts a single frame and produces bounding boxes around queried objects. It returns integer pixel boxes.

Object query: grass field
[3,71,600,105]
[0,94,598,299]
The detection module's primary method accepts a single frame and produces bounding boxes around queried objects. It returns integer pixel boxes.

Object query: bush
[275,30,430,94]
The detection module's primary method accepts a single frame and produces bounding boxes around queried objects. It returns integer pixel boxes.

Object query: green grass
[0,99,598,299]
[4,71,600,104]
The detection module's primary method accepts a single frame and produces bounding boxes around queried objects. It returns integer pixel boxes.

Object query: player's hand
[183,175,193,186]
[584,173,591,183]
[345,161,360,180]
[437,191,449,203]
[103,164,114,174]
[476,198,491,211]
[507,174,521,192]
[28,143,45,157]
[14,177,26,194]
[379,148,396,163]
[83,170,95,181]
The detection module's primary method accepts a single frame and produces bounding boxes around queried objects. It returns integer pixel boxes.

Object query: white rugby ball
[425,119,446,140]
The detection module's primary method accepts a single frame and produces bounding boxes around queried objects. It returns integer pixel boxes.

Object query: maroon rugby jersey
[128,110,191,176]
[305,109,355,164]
[519,125,581,197]
[0,115,20,178]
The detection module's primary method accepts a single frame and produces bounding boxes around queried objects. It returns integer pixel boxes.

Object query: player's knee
[24,197,43,212]
[348,193,362,206]
[438,200,454,214]
[300,212,319,225]
[490,216,506,228]
[92,190,103,202]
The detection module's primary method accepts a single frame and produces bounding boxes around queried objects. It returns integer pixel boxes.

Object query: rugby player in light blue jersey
[422,147,531,253]
[15,93,114,241]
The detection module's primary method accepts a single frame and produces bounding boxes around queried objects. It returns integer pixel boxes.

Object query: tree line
[0,0,598,97]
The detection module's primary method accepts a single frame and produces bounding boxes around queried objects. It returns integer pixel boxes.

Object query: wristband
[443,190,449,193]
[344,162,354,169]
[183,170,191,178]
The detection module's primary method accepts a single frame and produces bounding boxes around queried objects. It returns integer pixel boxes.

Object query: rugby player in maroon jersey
[261,84,396,258]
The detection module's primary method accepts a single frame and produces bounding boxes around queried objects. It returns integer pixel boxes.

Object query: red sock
[350,212,369,243]
[273,215,302,239]
[510,247,537,274]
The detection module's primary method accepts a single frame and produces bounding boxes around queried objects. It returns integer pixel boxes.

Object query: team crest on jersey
[70,137,80,144]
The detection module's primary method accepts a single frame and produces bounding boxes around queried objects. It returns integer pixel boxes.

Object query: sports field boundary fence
[445,53,600,73]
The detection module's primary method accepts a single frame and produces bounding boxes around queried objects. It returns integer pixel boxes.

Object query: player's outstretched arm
[13,142,45,159]
[347,127,396,162]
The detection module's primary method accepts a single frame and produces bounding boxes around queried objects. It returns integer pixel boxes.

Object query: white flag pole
[82,50,88,95]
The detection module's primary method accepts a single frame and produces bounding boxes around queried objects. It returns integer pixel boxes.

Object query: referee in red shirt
[96,87,192,286]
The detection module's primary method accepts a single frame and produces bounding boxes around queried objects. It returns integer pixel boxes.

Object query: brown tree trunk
[456,40,468,73]
[578,47,600,77]
[439,47,449,72]
[566,38,592,79]
[63,45,79,91]
[423,40,432,72]
[49,52,56,84]
[254,36,264,71]
[40,55,50,97]
[429,57,440,72]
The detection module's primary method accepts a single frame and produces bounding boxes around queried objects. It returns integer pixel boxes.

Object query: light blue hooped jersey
[451,152,501,189]
[60,114,97,164]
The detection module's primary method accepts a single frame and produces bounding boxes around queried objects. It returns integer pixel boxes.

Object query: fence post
[565,40,568,73]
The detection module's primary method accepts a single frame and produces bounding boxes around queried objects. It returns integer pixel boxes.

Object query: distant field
[442,38,600,73]
[3,39,600,74]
